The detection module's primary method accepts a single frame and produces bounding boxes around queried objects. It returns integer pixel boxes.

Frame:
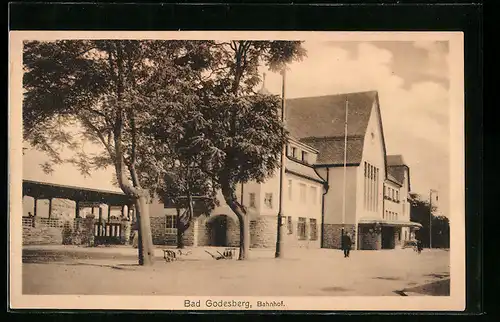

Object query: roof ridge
[300,135,365,141]
[286,90,378,101]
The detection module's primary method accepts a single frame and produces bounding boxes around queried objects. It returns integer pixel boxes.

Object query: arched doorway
[211,215,228,246]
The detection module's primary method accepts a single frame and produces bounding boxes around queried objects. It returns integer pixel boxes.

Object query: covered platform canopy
[23,180,135,219]
[23,180,133,206]
[358,218,422,229]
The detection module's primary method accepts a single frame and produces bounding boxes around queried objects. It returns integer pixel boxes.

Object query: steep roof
[299,136,364,166]
[285,91,378,166]
[386,154,410,190]
[387,167,404,185]
[386,172,403,187]
[285,91,377,139]
[387,154,406,166]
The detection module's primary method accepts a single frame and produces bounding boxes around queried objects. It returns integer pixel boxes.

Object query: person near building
[342,232,352,258]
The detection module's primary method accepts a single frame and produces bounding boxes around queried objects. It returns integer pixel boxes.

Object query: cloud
[412,41,449,79]
[260,40,451,215]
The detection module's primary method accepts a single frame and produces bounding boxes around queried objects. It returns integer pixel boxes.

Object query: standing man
[342,232,352,258]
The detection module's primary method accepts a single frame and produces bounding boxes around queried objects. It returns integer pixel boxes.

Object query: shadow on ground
[394,279,450,296]
[22,248,139,263]
[373,276,402,281]
[321,286,351,292]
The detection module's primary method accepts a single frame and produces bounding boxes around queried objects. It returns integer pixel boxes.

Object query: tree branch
[79,115,114,158]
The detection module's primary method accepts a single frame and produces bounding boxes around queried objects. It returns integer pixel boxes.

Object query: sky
[23,40,451,217]
[258,40,450,216]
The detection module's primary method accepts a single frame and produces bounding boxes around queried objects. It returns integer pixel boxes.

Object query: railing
[22,216,34,227]
[22,216,64,228]
[94,221,123,245]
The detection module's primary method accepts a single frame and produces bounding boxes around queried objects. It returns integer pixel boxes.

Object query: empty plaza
[22,246,450,297]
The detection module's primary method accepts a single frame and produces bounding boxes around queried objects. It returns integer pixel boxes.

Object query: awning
[358,218,422,229]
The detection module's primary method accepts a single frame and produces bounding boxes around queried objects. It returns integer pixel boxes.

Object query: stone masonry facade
[322,224,356,249]
[147,214,322,249]
[358,225,382,250]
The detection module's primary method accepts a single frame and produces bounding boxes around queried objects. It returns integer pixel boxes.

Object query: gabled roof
[285,91,380,167]
[386,172,403,187]
[285,91,377,139]
[300,136,364,166]
[387,167,405,185]
[387,154,406,166]
[386,154,411,191]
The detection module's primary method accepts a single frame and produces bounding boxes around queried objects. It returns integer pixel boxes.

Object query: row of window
[287,145,309,164]
[253,182,319,209]
[288,217,318,241]
[384,186,400,202]
[384,210,398,221]
[364,162,379,212]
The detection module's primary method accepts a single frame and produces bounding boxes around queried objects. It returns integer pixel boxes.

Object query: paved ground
[22,245,450,296]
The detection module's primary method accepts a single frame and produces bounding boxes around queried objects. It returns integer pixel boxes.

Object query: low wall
[22,217,132,246]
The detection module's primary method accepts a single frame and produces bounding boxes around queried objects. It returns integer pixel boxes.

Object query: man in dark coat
[342,233,352,258]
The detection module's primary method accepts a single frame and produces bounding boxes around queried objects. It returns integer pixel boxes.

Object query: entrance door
[381,227,395,249]
[212,216,228,246]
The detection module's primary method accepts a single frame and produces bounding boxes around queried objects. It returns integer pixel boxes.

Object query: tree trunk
[135,196,156,266]
[176,207,184,249]
[221,183,250,260]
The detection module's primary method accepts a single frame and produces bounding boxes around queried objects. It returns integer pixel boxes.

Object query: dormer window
[301,151,308,163]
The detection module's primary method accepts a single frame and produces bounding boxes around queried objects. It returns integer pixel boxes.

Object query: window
[391,188,394,200]
[291,147,297,158]
[165,215,177,234]
[297,217,307,240]
[396,190,399,202]
[309,186,317,204]
[299,183,306,203]
[264,193,273,209]
[301,151,308,163]
[309,219,318,240]
[249,193,256,208]
[288,180,293,200]
[287,216,293,234]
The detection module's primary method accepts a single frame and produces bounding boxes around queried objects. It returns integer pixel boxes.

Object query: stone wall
[23,226,63,245]
[359,225,382,250]
[250,216,277,248]
[226,217,240,247]
[322,224,356,249]
[149,216,202,247]
[150,216,167,245]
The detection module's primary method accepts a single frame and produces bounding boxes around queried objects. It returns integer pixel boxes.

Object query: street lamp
[275,68,287,259]
[341,99,349,248]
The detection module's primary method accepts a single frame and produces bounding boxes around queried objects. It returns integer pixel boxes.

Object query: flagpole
[275,68,287,259]
[341,99,349,245]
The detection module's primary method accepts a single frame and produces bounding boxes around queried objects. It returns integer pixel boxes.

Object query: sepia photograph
[9,31,465,311]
